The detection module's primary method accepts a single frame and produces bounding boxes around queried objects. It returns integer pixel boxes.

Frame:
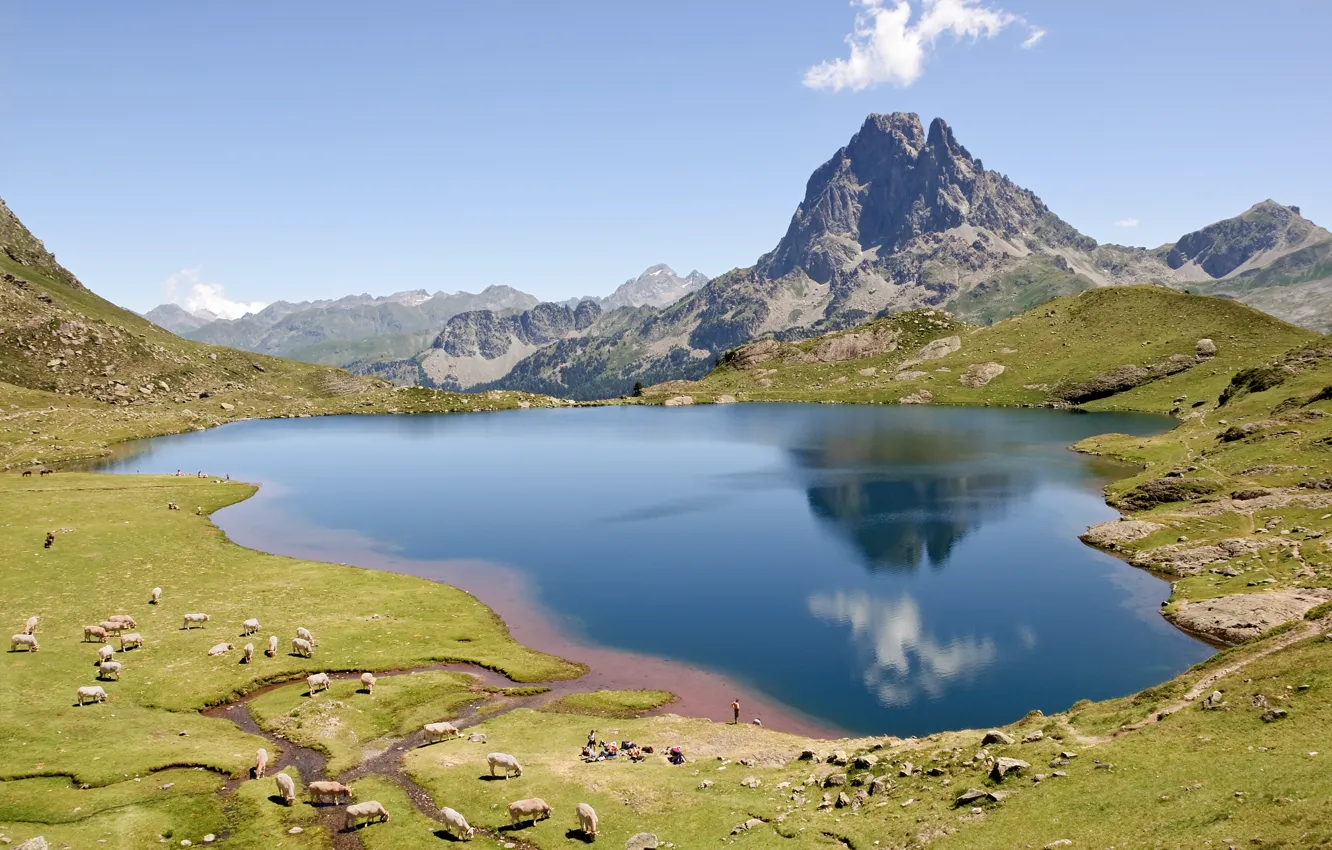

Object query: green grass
[543,689,676,718]
[223,767,332,849]
[0,471,580,844]
[248,671,484,775]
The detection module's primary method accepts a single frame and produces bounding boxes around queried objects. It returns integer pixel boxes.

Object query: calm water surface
[98,405,1211,735]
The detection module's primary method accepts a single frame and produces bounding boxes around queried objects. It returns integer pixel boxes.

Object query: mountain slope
[601,264,709,310]
[476,114,1332,399]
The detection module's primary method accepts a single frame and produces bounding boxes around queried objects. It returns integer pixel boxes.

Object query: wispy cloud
[163,268,266,320]
[804,0,1046,92]
[1114,218,1140,228]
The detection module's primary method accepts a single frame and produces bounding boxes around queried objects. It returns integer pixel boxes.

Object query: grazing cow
[97,660,122,680]
[119,633,143,651]
[242,643,254,663]
[307,672,331,695]
[290,637,313,658]
[182,613,210,629]
[23,616,38,635]
[576,802,598,838]
[266,635,278,656]
[307,781,354,805]
[275,772,296,805]
[83,625,109,643]
[507,798,552,826]
[344,801,390,830]
[76,685,107,705]
[487,752,523,778]
[40,469,52,476]
[150,587,162,604]
[360,672,376,694]
[207,642,234,657]
[423,721,460,743]
[296,627,316,645]
[97,645,115,664]
[10,634,38,652]
[241,618,260,635]
[255,748,268,778]
[439,806,475,840]
[21,470,31,477]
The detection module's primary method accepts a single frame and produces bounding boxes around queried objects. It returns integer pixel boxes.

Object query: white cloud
[162,268,266,320]
[809,590,997,706]
[804,0,1046,91]
[1114,218,1140,228]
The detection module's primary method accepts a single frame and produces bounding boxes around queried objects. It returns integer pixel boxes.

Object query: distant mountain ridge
[460,113,1332,399]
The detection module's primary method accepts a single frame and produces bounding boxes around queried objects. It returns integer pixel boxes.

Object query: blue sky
[2,1,1329,315]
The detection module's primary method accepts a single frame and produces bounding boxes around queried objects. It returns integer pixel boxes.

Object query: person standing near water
[732,699,740,724]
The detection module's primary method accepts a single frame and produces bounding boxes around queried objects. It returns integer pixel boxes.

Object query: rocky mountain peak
[1166,199,1330,278]
[759,113,1062,284]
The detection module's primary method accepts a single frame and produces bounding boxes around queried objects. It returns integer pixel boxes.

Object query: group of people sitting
[580,730,676,764]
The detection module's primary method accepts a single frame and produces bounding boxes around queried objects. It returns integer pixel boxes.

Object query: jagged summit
[759,113,1087,287]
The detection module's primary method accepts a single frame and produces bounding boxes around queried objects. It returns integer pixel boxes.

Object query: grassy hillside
[0,200,565,470]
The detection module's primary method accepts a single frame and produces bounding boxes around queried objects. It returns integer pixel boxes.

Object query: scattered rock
[731,818,764,834]
[852,753,879,769]
[1022,730,1044,744]
[960,362,1005,388]
[287,827,303,835]
[203,836,215,844]
[798,749,818,761]
[467,732,486,743]
[714,395,737,404]
[626,834,658,850]
[740,776,761,789]
[1201,690,1228,711]
[1196,338,1218,358]
[823,773,847,787]
[663,396,694,407]
[869,775,894,796]
[991,757,1029,780]
[892,370,928,381]
[697,780,713,790]
[858,367,878,377]
[955,788,989,807]
[982,730,1014,746]
[828,750,848,765]
[219,402,235,411]
[835,791,851,809]
[1044,840,1074,849]
[899,390,933,405]
[1262,708,1289,723]
[899,761,915,776]
[14,840,48,850]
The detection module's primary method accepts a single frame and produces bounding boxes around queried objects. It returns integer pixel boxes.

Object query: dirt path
[203,662,567,849]
[1068,617,1329,747]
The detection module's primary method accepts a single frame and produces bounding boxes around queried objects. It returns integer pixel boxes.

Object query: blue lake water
[96,404,1212,736]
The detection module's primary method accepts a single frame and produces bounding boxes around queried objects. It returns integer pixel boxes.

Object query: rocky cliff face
[1165,201,1320,278]
[0,197,85,292]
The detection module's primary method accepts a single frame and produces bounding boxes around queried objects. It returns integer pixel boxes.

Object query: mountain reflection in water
[91,404,1212,735]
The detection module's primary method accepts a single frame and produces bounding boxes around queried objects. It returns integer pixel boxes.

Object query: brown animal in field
[40,469,52,476]
[44,532,54,549]
[21,470,31,477]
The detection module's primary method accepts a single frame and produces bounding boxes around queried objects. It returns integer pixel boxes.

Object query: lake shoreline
[210,480,850,740]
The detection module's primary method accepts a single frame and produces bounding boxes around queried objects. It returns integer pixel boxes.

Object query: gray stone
[960,362,1005,388]
[663,395,694,407]
[1196,338,1217,357]
[740,776,761,789]
[823,773,847,787]
[697,780,713,789]
[899,761,914,776]
[982,730,1014,746]
[828,750,848,765]
[852,753,879,769]
[1021,730,1044,744]
[955,788,989,807]
[990,757,1030,780]
[626,833,659,850]
[15,840,49,850]
[835,791,851,808]
[1262,708,1289,723]
[869,775,894,796]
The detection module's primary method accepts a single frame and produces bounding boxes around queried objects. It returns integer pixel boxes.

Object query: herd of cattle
[9,587,602,839]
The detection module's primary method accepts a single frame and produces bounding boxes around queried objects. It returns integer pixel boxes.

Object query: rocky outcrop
[1060,353,1200,404]
[1081,520,1165,547]
[960,362,1005,388]
[808,325,901,362]
[1165,201,1315,278]
[1130,537,1273,576]
[899,390,933,405]
[1169,590,1332,644]
[902,336,962,368]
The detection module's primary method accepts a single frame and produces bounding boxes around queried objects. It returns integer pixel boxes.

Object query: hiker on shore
[587,729,597,749]
[44,531,54,549]
[732,699,740,724]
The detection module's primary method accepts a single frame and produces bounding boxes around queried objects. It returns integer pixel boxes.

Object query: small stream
[202,663,585,849]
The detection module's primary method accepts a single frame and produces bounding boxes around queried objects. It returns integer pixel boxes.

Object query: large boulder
[1080,520,1164,548]
[960,362,1005,388]
[663,395,694,407]
[1196,338,1218,357]
[626,833,659,850]
[16,840,50,850]
[1169,590,1332,644]
[990,757,1030,780]
[899,390,933,405]
[981,730,1014,746]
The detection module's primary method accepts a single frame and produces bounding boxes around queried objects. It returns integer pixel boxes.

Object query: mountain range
[145,263,709,374]
[149,112,1332,399]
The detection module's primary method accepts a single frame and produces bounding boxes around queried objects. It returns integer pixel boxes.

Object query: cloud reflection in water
[809,590,997,707]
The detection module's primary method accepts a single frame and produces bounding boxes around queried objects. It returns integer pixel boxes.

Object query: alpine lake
[95,404,1211,736]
